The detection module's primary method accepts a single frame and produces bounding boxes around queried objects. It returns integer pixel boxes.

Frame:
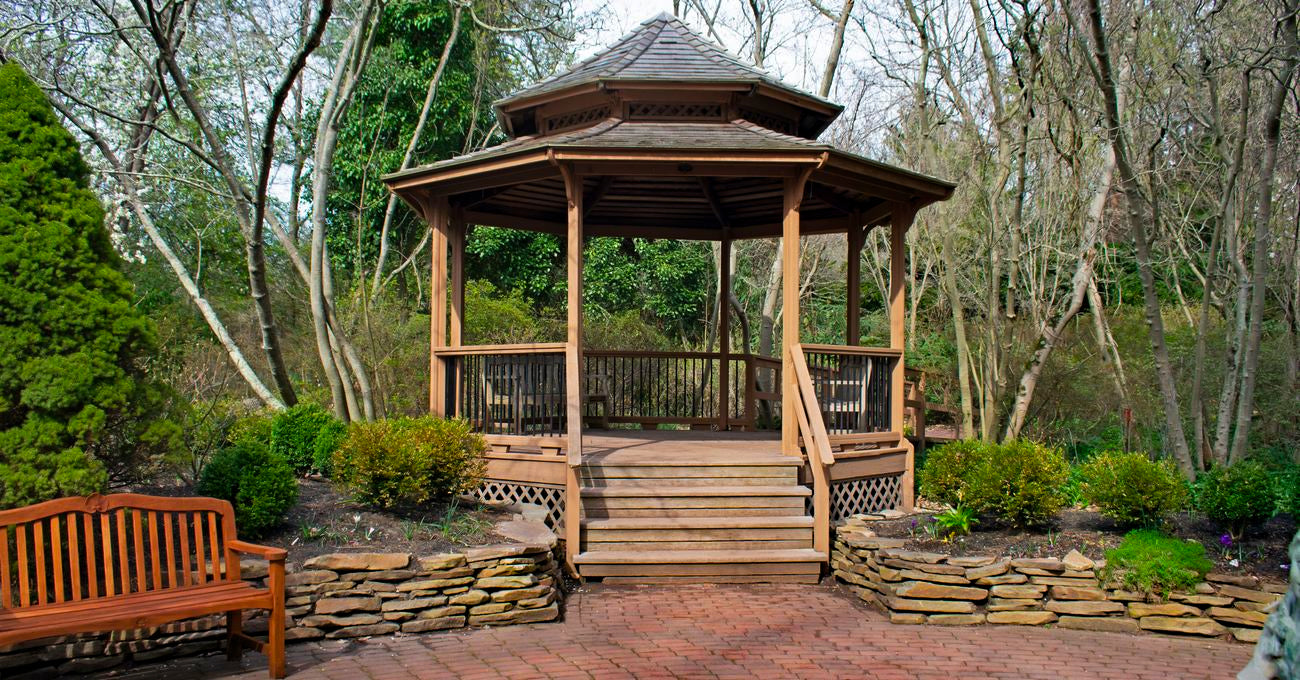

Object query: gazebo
[384,13,953,582]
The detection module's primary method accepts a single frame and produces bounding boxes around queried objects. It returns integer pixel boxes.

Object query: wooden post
[429,195,450,417]
[560,166,584,575]
[846,217,863,346]
[890,203,915,509]
[718,236,731,430]
[449,209,465,417]
[781,173,810,458]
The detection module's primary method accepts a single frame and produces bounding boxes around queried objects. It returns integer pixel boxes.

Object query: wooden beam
[719,235,732,431]
[781,169,814,459]
[429,194,450,417]
[847,214,864,346]
[808,183,860,216]
[559,164,584,575]
[697,177,731,229]
[890,203,916,510]
[450,208,465,347]
[583,175,615,218]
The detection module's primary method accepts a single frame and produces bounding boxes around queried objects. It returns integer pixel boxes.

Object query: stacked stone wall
[833,524,1284,643]
[0,542,563,678]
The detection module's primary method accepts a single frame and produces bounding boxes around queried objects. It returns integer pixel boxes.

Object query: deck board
[582,430,784,464]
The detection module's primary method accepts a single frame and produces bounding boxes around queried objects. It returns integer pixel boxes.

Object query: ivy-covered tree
[0,63,179,508]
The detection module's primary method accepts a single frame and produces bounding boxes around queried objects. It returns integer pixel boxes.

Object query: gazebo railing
[437,344,569,440]
[583,350,763,430]
[801,344,900,446]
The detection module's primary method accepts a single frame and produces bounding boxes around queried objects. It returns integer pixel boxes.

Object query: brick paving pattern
[99,583,1253,679]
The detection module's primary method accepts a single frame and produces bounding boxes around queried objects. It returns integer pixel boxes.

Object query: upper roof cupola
[493,13,843,140]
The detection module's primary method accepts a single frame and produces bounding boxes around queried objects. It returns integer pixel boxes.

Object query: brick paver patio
[100,583,1253,679]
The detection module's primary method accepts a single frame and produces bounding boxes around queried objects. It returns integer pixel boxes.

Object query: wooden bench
[0,494,287,677]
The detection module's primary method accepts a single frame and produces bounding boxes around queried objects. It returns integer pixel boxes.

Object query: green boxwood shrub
[313,419,349,477]
[1195,461,1276,538]
[1103,529,1212,595]
[917,439,990,507]
[332,416,486,510]
[196,441,297,538]
[1079,451,1188,526]
[270,404,337,474]
[964,440,1070,528]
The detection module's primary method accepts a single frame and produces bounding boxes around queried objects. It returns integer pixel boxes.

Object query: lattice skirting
[830,475,903,521]
[474,480,566,530]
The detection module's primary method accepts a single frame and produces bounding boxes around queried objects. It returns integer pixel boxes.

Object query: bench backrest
[0,494,238,609]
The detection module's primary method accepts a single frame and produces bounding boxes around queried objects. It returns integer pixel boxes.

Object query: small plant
[1079,450,1188,526]
[964,439,1070,528]
[197,441,297,538]
[332,416,486,510]
[1103,529,1213,595]
[1194,461,1277,539]
[1060,464,1087,508]
[271,404,338,474]
[312,419,349,476]
[1275,466,1300,520]
[917,439,991,506]
[931,506,978,540]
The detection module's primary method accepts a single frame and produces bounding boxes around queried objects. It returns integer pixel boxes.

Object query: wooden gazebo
[384,13,953,582]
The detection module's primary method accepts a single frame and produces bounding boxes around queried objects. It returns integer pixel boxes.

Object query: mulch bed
[132,478,513,562]
[869,507,1296,581]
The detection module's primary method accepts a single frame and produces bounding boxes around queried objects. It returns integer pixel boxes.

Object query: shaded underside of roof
[495,13,839,114]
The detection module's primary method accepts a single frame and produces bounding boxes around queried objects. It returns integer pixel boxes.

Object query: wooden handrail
[800,343,902,357]
[789,345,836,467]
[434,343,567,356]
[788,344,832,556]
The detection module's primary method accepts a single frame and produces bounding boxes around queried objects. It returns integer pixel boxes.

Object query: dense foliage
[332,416,485,510]
[917,439,990,507]
[1194,462,1278,538]
[1103,529,1213,595]
[197,441,298,538]
[1079,451,1188,526]
[963,440,1071,528]
[0,64,178,508]
[271,404,338,474]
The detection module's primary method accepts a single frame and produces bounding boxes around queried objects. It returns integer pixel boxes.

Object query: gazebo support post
[429,195,450,417]
[891,203,916,510]
[449,209,465,412]
[846,217,863,346]
[561,166,585,574]
[718,235,731,430]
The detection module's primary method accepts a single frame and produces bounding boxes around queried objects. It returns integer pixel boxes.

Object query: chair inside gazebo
[383,13,953,581]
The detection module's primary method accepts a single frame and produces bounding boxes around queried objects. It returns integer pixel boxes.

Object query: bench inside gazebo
[383,13,953,583]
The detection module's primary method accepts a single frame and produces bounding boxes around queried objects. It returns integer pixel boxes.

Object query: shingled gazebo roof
[383,13,954,241]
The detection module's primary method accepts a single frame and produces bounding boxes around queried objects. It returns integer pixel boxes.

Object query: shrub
[1079,451,1188,526]
[332,416,486,510]
[964,440,1070,528]
[1103,529,1212,595]
[917,439,991,507]
[1061,464,1087,508]
[228,411,274,448]
[1195,461,1276,538]
[197,441,297,538]
[1276,466,1300,519]
[313,419,349,477]
[270,404,337,474]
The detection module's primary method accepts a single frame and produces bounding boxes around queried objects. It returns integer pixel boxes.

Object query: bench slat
[193,511,207,585]
[116,510,129,594]
[34,520,46,605]
[16,525,29,607]
[100,513,115,596]
[178,512,192,588]
[67,514,82,602]
[0,580,255,619]
[149,511,162,592]
[51,516,65,603]
[132,511,146,593]
[163,512,177,589]
[207,513,221,583]
[1,527,11,607]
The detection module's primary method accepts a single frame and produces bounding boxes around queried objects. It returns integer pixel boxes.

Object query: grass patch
[1103,529,1213,596]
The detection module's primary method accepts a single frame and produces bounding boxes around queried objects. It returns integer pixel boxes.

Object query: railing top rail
[800,343,902,357]
[434,342,567,356]
[788,344,836,467]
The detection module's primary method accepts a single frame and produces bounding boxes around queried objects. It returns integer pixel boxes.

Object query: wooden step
[583,507,803,518]
[598,574,820,584]
[581,516,815,529]
[583,539,813,551]
[575,548,825,580]
[582,515,812,550]
[581,485,810,498]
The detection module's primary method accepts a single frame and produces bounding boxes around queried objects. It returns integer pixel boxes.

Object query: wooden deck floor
[582,430,784,463]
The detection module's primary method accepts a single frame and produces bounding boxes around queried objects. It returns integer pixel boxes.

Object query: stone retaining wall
[0,542,562,678]
[833,522,1284,643]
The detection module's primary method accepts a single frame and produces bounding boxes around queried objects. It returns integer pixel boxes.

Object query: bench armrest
[228,540,288,562]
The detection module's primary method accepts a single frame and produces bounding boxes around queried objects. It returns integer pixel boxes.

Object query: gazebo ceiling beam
[806,183,861,215]
[582,176,616,218]
[697,177,731,228]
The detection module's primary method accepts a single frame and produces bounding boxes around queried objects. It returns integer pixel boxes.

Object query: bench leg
[226,610,243,661]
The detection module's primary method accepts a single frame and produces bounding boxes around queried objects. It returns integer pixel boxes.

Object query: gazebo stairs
[573,452,825,583]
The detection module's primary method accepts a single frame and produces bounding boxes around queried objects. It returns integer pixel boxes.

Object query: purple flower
[1219,534,1233,547]
[910,518,918,528]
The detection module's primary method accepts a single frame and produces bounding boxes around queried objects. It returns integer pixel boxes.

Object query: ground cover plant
[1102,529,1214,596]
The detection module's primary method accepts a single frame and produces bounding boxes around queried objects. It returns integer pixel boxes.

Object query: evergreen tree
[0,63,178,508]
